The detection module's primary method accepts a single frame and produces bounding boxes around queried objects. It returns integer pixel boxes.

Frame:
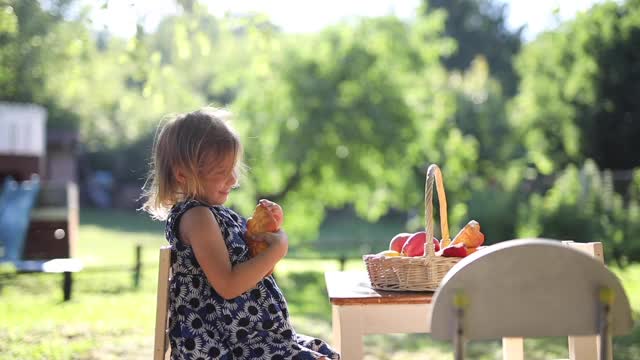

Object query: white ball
[54,229,66,240]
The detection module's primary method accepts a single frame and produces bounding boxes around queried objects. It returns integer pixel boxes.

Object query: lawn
[0,208,639,359]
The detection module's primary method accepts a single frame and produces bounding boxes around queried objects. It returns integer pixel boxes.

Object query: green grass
[0,208,639,359]
[76,209,166,267]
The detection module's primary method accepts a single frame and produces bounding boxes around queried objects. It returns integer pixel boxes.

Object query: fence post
[339,255,346,271]
[133,244,141,289]
[63,271,72,301]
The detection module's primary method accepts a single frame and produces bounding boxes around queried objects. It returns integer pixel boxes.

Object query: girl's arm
[179,206,287,299]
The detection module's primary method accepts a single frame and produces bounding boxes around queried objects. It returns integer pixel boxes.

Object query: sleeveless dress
[166,199,340,360]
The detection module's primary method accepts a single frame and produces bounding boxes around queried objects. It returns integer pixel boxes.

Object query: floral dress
[166,200,340,360]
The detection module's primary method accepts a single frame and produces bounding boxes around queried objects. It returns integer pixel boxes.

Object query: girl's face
[199,153,238,205]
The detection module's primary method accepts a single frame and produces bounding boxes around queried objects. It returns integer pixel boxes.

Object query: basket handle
[424,164,450,257]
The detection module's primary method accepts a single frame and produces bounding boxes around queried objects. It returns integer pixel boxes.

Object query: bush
[516,160,640,266]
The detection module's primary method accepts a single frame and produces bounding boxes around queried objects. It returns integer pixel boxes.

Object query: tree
[230,16,479,241]
[420,0,523,95]
[0,0,88,129]
[510,0,640,174]
[449,56,526,243]
[414,0,527,243]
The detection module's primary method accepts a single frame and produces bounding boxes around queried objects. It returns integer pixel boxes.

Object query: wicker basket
[363,164,462,291]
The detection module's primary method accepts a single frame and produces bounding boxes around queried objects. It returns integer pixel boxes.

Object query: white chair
[503,241,610,360]
[154,246,172,360]
[429,239,633,360]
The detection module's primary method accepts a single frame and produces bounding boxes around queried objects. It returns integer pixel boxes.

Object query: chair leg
[453,300,466,360]
[597,336,613,360]
[568,335,598,360]
[502,337,524,360]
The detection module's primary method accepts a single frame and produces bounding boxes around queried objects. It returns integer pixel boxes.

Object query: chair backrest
[562,241,604,263]
[154,246,172,360]
[429,239,633,341]
[502,241,610,360]
[0,176,40,262]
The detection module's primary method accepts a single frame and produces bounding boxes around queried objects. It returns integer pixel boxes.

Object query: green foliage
[411,0,526,242]
[434,56,525,243]
[230,16,480,241]
[517,160,640,265]
[421,0,523,95]
[44,25,206,149]
[467,186,518,243]
[511,0,640,173]
[0,0,487,243]
[0,3,17,35]
[0,0,59,102]
[4,0,640,264]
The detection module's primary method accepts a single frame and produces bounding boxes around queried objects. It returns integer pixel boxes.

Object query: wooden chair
[154,246,172,360]
[503,241,609,360]
[429,239,633,360]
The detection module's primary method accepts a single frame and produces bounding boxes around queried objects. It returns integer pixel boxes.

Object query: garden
[1,209,639,359]
[2,0,640,358]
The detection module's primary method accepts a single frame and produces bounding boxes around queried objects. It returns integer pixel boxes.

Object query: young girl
[142,107,340,360]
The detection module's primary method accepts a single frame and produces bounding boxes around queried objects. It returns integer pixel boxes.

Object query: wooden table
[324,271,434,360]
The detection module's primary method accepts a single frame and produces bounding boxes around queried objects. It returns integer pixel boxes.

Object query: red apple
[402,231,427,257]
[438,243,468,257]
[401,232,441,257]
[432,237,441,253]
[389,232,412,253]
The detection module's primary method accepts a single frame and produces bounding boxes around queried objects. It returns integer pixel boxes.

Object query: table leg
[502,337,524,360]
[332,305,364,360]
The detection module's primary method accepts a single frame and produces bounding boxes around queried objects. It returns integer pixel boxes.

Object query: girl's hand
[255,229,288,259]
[258,198,284,226]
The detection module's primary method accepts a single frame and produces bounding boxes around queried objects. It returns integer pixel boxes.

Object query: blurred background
[1,0,639,359]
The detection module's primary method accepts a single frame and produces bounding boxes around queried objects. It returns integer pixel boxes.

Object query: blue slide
[0,176,41,263]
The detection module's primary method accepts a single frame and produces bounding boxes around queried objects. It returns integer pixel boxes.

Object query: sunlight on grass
[612,265,640,312]
[0,287,156,359]
[78,225,164,265]
[76,209,165,267]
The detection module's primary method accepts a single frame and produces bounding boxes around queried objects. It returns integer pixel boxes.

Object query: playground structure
[0,102,81,300]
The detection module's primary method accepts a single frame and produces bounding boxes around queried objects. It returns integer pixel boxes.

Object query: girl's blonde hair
[141,107,244,220]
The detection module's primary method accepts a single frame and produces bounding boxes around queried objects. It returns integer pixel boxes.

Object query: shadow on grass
[0,264,159,301]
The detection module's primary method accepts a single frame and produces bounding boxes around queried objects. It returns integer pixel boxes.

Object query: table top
[324,270,434,305]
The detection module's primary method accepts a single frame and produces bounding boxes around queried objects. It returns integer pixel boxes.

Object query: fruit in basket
[246,199,283,275]
[402,231,426,256]
[438,242,468,257]
[401,231,440,257]
[389,232,412,253]
[466,245,488,255]
[377,250,401,257]
[432,237,441,252]
[450,220,484,248]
